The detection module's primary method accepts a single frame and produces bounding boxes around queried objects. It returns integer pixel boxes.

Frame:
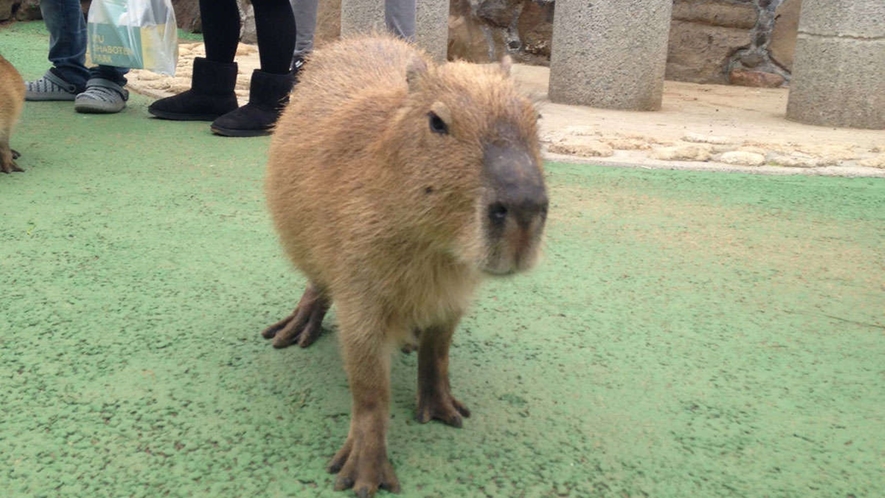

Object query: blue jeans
[40,0,128,90]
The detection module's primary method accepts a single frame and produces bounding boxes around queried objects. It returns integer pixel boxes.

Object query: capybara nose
[487,192,548,228]
[483,141,548,228]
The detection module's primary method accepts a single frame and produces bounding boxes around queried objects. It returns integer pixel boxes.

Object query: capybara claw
[416,393,471,428]
[334,475,354,491]
[329,436,399,496]
[262,285,329,348]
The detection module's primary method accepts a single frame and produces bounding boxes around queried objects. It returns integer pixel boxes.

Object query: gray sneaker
[74,78,129,114]
[25,70,80,101]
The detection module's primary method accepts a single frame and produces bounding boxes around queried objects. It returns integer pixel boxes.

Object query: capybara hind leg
[415,323,471,428]
[327,320,400,496]
[262,284,330,348]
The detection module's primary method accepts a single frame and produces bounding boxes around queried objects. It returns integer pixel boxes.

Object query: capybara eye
[428,112,448,135]
[488,202,508,224]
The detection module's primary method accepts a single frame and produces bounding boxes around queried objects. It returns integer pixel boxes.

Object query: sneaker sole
[26,93,77,101]
[74,106,125,114]
[75,102,126,114]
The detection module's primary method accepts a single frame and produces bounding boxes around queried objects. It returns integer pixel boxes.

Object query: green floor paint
[2,22,884,497]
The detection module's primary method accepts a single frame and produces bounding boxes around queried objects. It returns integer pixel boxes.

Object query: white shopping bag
[87,0,179,75]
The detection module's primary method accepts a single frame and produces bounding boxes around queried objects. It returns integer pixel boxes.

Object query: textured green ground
[2,22,884,498]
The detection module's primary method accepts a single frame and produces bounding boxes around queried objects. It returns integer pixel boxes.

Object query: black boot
[148,57,239,121]
[210,69,295,137]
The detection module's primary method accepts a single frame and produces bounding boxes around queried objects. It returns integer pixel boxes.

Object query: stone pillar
[549,0,673,111]
[786,0,885,129]
[340,0,384,38]
[340,0,450,63]
[415,0,450,63]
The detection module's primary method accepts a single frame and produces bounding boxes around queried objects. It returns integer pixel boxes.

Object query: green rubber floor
[2,21,884,498]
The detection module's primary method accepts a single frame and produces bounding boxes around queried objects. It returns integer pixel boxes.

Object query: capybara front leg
[1,143,22,174]
[328,329,399,497]
[262,283,330,348]
[415,323,471,428]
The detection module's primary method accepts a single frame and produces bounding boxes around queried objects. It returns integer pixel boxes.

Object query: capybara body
[264,35,547,496]
[0,54,25,174]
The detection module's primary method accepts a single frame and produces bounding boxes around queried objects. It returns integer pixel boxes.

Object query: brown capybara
[0,54,25,174]
[264,35,548,496]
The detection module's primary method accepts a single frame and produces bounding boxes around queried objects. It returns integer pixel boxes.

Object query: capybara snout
[480,137,548,275]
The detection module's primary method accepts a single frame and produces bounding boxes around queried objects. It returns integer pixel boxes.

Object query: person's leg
[254,0,297,74]
[210,0,296,137]
[73,65,130,114]
[25,0,90,100]
[201,0,241,63]
[291,0,318,63]
[148,0,240,121]
[90,65,128,86]
[385,0,416,42]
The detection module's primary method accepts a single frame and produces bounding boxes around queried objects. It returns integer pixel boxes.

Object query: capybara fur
[0,54,25,174]
[264,35,548,496]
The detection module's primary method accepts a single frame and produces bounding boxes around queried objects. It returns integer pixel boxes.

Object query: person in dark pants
[148,0,296,137]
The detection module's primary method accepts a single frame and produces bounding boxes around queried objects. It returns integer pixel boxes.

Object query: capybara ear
[406,57,429,93]
[499,55,513,77]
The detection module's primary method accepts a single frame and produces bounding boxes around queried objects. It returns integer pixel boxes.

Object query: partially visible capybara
[0,54,25,174]
[264,35,547,496]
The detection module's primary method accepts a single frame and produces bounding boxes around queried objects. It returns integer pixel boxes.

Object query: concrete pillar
[339,0,384,38]
[340,0,450,63]
[415,0,450,63]
[786,0,885,129]
[548,0,673,111]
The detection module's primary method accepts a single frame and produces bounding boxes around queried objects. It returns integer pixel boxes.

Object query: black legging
[199,0,296,75]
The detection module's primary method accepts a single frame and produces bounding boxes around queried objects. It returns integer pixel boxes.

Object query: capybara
[264,35,548,496]
[0,54,25,174]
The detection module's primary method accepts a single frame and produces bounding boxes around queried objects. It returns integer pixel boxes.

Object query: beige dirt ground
[126,42,885,178]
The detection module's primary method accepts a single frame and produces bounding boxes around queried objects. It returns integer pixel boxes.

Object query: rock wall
[448,0,554,66]
[451,0,800,87]
[0,0,47,21]
[1,0,799,87]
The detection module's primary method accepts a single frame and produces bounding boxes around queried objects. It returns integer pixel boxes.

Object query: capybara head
[390,57,548,276]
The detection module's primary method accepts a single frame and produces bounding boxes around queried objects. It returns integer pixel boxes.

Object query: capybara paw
[1,146,20,173]
[262,287,329,348]
[416,391,471,428]
[328,439,400,496]
[11,149,20,160]
[261,313,323,349]
[1,159,22,174]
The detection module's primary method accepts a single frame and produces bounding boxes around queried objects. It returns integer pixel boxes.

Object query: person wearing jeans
[25,0,129,113]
